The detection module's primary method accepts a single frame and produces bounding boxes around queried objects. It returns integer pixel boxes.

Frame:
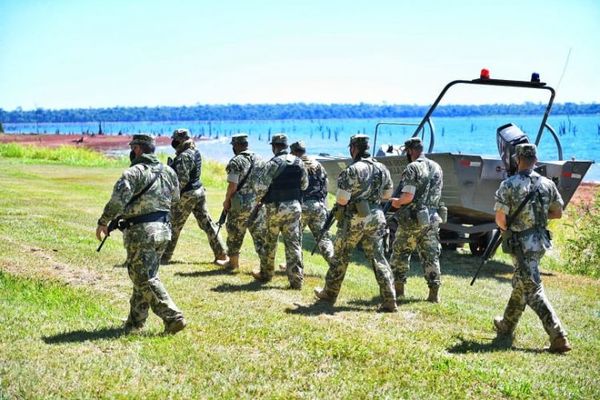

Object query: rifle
[96,217,123,252]
[382,183,404,214]
[216,209,227,236]
[470,178,542,285]
[311,204,338,255]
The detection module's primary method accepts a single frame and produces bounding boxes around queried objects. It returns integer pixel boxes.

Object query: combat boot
[493,316,514,336]
[547,336,572,354]
[217,255,238,271]
[314,287,336,303]
[122,319,144,334]
[395,282,405,299]
[164,318,187,335]
[214,254,230,267]
[427,286,440,303]
[377,300,398,313]
[251,269,271,283]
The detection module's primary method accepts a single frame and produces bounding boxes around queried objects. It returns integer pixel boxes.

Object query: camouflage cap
[516,143,537,158]
[129,134,155,146]
[404,137,423,150]
[230,133,249,145]
[290,140,306,152]
[270,133,288,146]
[172,128,191,140]
[349,134,370,147]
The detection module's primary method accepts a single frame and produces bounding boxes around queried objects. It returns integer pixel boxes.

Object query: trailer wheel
[469,231,493,256]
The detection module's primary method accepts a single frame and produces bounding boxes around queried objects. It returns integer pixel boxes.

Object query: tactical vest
[263,157,303,203]
[178,149,202,193]
[303,168,326,201]
[410,158,441,210]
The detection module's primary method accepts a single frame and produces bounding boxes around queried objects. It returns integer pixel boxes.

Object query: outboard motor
[497,123,529,176]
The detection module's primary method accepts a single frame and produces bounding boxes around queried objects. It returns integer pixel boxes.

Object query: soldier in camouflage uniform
[389,137,444,303]
[493,143,571,353]
[161,128,228,264]
[290,140,334,263]
[314,134,397,312]
[96,135,186,335]
[251,134,308,289]
[217,134,269,272]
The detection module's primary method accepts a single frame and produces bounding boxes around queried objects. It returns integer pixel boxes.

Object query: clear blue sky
[1,0,598,110]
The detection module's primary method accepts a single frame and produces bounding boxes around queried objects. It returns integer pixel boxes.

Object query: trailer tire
[469,231,494,256]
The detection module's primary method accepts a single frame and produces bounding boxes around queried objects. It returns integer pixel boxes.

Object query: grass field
[0,150,599,399]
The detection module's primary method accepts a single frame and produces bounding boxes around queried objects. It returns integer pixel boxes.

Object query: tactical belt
[181,182,202,194]
[510,226,544,238]
[120,211,169,230]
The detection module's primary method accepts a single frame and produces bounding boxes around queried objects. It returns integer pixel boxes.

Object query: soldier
[251,134,308,289]
[161,128,228,264]
[217,134,269,272]
[290,140,334,263]
[96,134,186,334]
[389,137,444,303]
[492,143,571,353]
[314,134,397,312]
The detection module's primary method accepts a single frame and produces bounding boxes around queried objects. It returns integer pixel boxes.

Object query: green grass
[0,153,599,399]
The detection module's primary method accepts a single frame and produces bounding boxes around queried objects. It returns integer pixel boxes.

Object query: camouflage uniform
[390,138,444,290]
[317,135,396,307]
[162,129,227,263]
[493,144,567,342]
[224,139,269,268]
[98,135,184,331]
[255,134,308,288]
[291,140,334,263]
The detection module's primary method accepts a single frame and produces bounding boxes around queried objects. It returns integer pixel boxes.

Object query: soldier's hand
[223,199,231,211]
[96,225,108,241]
[391,198,402,209]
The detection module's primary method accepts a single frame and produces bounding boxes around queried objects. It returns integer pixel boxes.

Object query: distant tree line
[0,102,598,123]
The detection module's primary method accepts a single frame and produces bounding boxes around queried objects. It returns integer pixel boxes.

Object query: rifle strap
[127,164,164,208]
[506,175,542,228]
[236,154,255,191]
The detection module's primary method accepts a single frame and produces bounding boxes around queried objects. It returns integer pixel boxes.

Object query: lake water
[5,115,600,181]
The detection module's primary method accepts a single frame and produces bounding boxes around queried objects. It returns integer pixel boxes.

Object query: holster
[501,230,517,254]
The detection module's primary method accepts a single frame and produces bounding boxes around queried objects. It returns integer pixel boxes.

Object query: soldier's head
[171,128,190,149]
[348,134,370,160]
[403,137,423,162]
[230,133,249,155]
[128,134,156,162]
[515,143,537,170]
[290,140,306,157]
[270,133,288,154]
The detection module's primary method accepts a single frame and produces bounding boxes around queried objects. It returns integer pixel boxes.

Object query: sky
[0,0,599,111]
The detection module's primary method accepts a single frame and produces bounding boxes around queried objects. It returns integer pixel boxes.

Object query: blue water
[5,115,600,181]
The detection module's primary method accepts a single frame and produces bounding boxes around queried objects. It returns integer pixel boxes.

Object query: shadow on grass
[176,268,234,278]
[42,326,142,344]
[284,301,371,316]
[348,296,424,307]
[211,279,285,293]
[447,335,545,354]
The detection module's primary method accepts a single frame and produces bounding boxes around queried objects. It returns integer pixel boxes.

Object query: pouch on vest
[416,208,430,227]
[355,200,370,217]
[501,230,515,254]
[230,193,242,211]
[438,203,448,224]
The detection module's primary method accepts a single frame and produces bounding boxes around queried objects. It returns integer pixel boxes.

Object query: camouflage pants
[322,210,395,303]
[123,222,183,326]
[163,188,227,261]
[501,250,566,340]
[261,201,304,288]
[390,220,441,288]
[225,204,268,268]
[302,199,334,263]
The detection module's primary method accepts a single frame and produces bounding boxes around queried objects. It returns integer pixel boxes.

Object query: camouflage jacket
[98,154,180,225]
[226,150,265,198]
[337,157,393,204]
[400,155,443,209]
[171,139,202,194]
[301,155,328,201]
[259,150,308,196]
[494,170,563,233]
